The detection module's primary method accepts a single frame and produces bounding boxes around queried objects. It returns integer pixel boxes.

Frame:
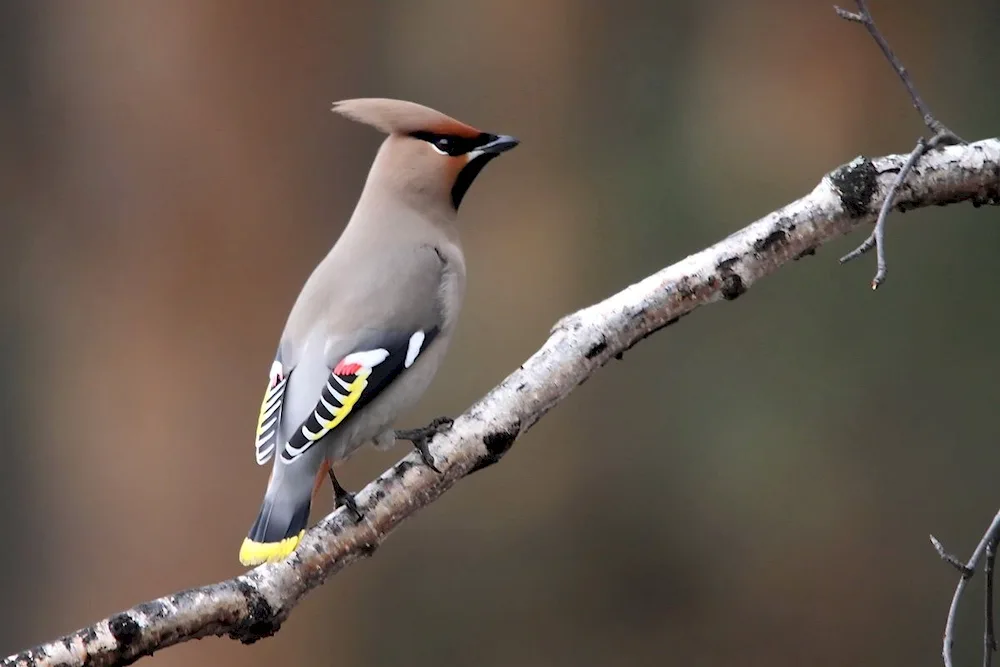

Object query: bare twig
[3,138,999,667]
[839,137,925,288]
[985,532,999,667]
[932,534,975,576]
[834,0,962,142]
[932,509,1000,667]
[833,0,966,287]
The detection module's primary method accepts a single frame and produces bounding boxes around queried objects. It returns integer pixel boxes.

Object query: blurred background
[1,1,999,665]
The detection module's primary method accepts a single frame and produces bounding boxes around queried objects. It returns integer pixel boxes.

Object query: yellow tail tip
[239,531,305,566]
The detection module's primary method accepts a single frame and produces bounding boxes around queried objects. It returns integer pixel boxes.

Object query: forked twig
[931,509,1000,667]
[833,0,964,288]
[838,137,925,287]
[932,534,975,577]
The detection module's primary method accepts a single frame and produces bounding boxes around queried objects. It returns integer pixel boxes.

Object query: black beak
[478,134,520,155]
[451,133,518,210]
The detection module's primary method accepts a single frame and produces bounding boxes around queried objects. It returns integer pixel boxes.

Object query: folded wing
[279,327,439,464]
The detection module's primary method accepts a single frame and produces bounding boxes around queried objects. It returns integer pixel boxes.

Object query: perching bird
[239,98,519,566]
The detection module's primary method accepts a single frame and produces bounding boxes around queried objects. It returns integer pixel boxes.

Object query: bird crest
[331,97,482,138]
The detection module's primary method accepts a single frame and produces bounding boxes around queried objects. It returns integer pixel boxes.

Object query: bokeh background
[2,1,999,665]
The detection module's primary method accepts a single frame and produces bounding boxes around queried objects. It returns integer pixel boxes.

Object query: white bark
[5,138,999,667]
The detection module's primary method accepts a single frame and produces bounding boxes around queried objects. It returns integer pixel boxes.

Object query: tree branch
[833,0,964,288]
[4,137,999,667]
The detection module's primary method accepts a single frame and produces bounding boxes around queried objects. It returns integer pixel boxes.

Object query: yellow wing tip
[239,531,305,566]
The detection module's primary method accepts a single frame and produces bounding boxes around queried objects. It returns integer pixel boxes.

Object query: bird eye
[410,131,459,156]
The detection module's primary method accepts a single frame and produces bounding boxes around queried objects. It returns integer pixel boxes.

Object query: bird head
[331,98,519,211]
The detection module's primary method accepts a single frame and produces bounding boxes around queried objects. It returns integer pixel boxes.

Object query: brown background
[2,1,1000,666]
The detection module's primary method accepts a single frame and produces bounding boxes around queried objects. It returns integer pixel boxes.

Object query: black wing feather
[279,327,439,462]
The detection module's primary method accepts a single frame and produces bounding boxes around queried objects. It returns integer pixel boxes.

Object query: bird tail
[239,494,310,566]
[239,459,328,566]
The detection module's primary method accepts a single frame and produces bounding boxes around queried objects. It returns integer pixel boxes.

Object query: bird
[239,98,519,566]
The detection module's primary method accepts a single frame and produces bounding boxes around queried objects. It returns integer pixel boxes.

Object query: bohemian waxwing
[239,98,519,566]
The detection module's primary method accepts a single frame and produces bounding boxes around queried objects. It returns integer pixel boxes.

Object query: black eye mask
[409,130,496,157]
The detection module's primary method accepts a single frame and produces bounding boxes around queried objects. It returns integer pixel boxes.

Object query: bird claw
[395,417,454,473]
[328,468,363,522]
[335,489,363,522]
[414,439,442,473]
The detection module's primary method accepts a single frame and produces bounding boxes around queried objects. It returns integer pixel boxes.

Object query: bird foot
[329,469,363,522]
[334,488,363,522]
[395,417,453,473]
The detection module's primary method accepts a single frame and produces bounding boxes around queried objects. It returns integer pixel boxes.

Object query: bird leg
[328,467,362,521]
[395,416,453,473]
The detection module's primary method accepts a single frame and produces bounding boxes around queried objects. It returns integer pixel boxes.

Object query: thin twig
[985,533,999,667]
[834,0,962,142]
[839,137,926,288]
[838,130,958,283]
[933,509,1000,667]
[832,0,965,288]
[838,129,972,282]
[932,534,976,576]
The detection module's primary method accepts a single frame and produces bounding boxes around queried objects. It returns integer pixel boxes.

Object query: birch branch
[4,137,999,667]
[833,0,964,287]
